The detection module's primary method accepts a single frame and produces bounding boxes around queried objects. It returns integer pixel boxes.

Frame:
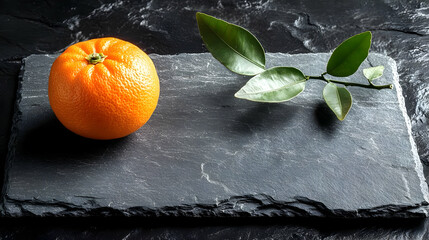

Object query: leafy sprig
[196,12,393,120]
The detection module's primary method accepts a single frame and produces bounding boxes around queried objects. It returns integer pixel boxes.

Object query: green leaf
[327,31,372,77]
[234,67,306,102]
[323,83,353,121]
[196,12,265,76]
[363,65,384,81]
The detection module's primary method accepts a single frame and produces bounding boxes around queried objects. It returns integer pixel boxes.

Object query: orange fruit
[48,37,160,140]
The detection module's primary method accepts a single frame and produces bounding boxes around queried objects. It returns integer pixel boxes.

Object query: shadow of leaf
[231,103,298,134]
[313,101,339,137]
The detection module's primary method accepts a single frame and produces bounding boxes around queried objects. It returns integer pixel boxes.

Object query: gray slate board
[2,53,428,217]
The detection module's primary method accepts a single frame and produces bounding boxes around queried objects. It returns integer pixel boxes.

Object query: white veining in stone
[201,163,236,195]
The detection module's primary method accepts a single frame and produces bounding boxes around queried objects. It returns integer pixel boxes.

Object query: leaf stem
[307,75,393,90]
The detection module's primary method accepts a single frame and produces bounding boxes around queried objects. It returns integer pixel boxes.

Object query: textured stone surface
[3,52,428,217]
[1,1,429,165]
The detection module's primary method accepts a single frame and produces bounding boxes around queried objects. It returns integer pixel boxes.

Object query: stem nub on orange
[48,37,160,140]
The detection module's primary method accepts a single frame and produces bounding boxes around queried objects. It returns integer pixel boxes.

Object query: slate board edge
[0,57,26,215]
[3,194,429,218]
[389,55,429,212]
[2,53,429,218]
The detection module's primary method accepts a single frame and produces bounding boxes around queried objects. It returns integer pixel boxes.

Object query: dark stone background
[0,0,428,238]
